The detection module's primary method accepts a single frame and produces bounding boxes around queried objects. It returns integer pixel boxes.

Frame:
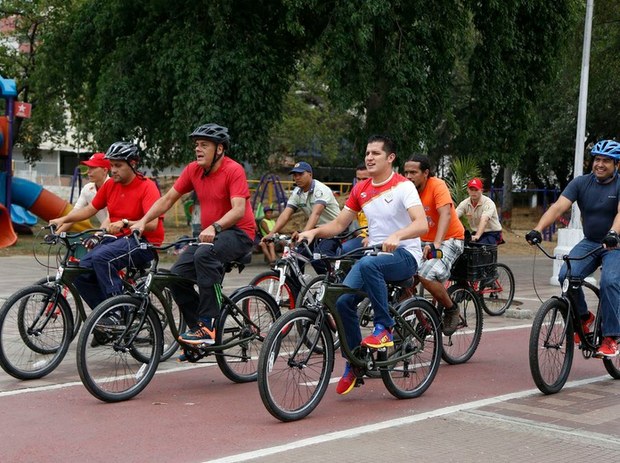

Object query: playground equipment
[0,75,91,248]
[251,173,288,220]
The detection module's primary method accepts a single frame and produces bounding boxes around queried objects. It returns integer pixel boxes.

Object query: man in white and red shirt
[298,134,428,395]
[133,123,255,348]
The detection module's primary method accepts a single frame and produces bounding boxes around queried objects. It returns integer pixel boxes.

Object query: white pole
[569,0,594,229]
[552,0,594,285]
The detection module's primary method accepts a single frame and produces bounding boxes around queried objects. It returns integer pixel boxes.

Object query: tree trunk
[501,166,513,229]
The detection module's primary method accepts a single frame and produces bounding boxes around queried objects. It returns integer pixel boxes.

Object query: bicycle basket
[450,243,497,281]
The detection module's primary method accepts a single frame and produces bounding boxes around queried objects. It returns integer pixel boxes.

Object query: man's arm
[532,196,573,232]
[383,204,429,252]
[298,209,356,243]
[303,203,326,231]
[433,204,452,248]
[49,204,98,228]
[131,187,181,234]
[472,215,490,241]
[262,207,294,240]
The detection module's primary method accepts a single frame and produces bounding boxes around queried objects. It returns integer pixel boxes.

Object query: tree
[0,0,81,162]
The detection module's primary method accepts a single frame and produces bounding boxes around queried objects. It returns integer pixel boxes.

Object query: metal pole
[569,0,594,229]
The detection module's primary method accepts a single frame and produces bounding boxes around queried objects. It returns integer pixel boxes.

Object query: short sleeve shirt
[286,179,340,225]
[418,177,464,242]
[92,176,165,245]
[455,194,502,233]
[345,172,423,263]
[562,173,620,242]
[75,179,110,225]
[173,157,256,240]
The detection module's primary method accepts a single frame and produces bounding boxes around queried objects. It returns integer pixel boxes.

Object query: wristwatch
[122,218,129,228]
[212,222,223,234]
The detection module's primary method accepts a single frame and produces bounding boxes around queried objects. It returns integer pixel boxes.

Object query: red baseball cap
[467,178,483,190]
[81,152,111,169]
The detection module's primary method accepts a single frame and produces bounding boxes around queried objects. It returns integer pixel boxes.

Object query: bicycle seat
[386,277,414,289]
[224,252,253,273]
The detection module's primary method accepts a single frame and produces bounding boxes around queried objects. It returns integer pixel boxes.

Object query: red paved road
[1,325,610,463]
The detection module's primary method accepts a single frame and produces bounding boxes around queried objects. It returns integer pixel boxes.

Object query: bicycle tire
[297,275,340,350]
[250,270,299,311]
[257,308,335,422]
[76,295,163,402]
[36,276,83,339]
[0,285,73,380]
[215,287,280,383]
[603,356,620,379]
[528,297,574,394]
[442,284,483,365]
[479,263,515,316]
[381,298,441,399]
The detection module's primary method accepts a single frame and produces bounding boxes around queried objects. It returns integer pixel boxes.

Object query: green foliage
[445,156,481,205]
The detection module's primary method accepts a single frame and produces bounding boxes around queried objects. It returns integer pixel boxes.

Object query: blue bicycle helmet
[591,140,620,160]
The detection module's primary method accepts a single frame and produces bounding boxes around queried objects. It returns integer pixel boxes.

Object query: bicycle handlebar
[533,241,603,262]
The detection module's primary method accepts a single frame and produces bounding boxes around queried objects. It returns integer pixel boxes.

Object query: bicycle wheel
[381,298,441,399]
[215,287,280,383]
[250,270,299,311]
[150,286,185,362]
[0,285,74,379]
[528,298,574,394]
[478,263,515,316]
[442,285,483,365]
[36,276,82,339]
[297,275,340,350]
[76,295,163,402]
[603,356,620,379]
[257,308,335,422]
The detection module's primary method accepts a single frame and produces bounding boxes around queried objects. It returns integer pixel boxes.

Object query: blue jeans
[336,247,418,352]
[558,238,620,337]
[75,236,154,309]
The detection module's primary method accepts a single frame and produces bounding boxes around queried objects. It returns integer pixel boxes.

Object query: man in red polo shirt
[50,142,164,322]
[133,123,255,346]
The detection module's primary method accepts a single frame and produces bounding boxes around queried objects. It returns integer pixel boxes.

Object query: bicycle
[75,235,280,402]
[0,226,171,380]
[528,243,620,394]
[250,229,364,313]
[257,245,442,422]
[447,242,515,316]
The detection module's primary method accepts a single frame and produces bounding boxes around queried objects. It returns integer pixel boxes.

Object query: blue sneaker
[336,363,357,395]
[361,323,394,348]
[178,321,216,345]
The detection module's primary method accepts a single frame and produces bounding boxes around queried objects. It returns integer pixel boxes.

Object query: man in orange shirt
[404,155,465,335]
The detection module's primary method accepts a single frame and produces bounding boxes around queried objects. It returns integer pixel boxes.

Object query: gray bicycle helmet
[591,140,620,160]
[189,123,230,150]
[104,141,141,164]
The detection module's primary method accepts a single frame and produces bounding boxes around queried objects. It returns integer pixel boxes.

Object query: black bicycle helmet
[189,123,230,150]
[591,140,620,160]
[104,141,141,164]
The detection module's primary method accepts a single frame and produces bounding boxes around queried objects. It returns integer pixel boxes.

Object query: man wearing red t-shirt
[50,142,164,319]
[133,123,255,347]
[404,155,465,336]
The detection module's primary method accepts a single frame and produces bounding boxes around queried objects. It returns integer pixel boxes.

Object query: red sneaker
[361,324,394,349]
[596,337,619,358]
[574,311,595,344]
[336,363,357,395]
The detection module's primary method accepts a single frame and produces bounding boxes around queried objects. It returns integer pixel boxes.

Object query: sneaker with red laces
[595,337,619,358]
[361,323,394,348]
[336,363,357,395]
[178,321,216,345]
[574,311,595,344]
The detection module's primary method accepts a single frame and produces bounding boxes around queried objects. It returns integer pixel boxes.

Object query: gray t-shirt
[286,179,340,225]
[562,173,620,242]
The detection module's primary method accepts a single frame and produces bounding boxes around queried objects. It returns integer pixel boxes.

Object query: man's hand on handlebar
[130,219,146,237]
[602,230,620,249]
[296,229,318,245]
[525,229,542,245]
